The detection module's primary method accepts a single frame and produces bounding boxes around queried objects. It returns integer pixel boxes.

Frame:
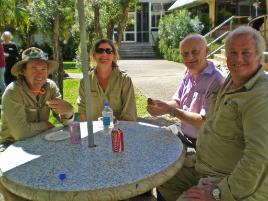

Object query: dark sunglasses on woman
[96,48,114,54]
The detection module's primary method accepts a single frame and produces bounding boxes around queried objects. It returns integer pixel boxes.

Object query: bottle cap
[59,173,66,181]
[104,101,110,107]
[74,113,80,122]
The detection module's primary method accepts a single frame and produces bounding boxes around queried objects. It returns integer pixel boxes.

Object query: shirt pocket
[91,91,100,104]
[187,91,206,113]
[212,100,240,140]
[39,105,50,121]
[25,106,39,122]
[109,94,121,117]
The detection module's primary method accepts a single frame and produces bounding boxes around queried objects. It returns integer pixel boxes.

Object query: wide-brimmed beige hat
[11,47,59,76]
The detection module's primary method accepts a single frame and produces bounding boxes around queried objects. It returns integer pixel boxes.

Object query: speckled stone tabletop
[0,121,185,201]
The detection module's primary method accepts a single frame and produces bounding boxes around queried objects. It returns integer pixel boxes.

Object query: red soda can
[111,129,124,152]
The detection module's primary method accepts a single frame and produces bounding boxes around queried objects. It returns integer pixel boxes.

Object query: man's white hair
[225,26,266,64]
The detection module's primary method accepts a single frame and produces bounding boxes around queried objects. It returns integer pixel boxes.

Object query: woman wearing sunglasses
[77,38,137,121]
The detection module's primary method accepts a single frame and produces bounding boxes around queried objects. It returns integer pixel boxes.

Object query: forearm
[170,107,204,128]
[167,100,180,108]
[10,121,48,141]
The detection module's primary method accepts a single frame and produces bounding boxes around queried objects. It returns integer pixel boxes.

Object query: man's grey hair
[225,26,266,64]
[179,33,207,50]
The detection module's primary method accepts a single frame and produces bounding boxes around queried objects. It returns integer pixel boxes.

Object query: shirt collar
[187,61,215,79]
[224,65,264,92]
[243,65,265,90]
[19,77,49,95]
[200,61,216,75]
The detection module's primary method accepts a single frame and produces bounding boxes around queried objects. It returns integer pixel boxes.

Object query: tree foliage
[0,0,30,35]
[30,0,75,42]
[158,10,204,62]
[29,0,76,95]
[88,0,138,45]
[74,0,138,68]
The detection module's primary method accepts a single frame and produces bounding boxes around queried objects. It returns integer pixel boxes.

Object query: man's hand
[147,99,173,116]
[182,182,217,201]
[46,98,74,119]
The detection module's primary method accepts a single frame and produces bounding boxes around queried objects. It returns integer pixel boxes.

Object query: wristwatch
[212,187,221,201]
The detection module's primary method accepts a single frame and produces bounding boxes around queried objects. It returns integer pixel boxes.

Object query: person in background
[158,26,268,201]
[147,34,225,147]
[0,42,5,94]
[1,31,19,85]
[77,38,137,121]
[0,47,74,149]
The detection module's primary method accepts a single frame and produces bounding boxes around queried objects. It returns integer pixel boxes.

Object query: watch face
[212,188,221,200]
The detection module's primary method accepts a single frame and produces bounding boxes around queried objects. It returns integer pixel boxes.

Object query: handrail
[248,14,268,26]
[207,31,229,47]
[204,15,249,38]
[207,44,225,58]
[204,16,234,38]
[248,14,268,43]
[204,15,249,59]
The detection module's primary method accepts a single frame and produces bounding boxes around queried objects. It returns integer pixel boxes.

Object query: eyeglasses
[95,48,114,54]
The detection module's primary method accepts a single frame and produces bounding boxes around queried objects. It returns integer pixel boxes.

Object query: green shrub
[158,10,204,62]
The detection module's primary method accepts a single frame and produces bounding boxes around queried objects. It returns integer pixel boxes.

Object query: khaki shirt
[196,67,268,201]
[77,67,137,121]
[0,78,72,143]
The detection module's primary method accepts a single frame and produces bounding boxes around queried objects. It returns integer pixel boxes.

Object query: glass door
[123,12,136,43]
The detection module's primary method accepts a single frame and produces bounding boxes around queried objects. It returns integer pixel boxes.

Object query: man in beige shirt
[0,47,73,146]
[158,26,268,201]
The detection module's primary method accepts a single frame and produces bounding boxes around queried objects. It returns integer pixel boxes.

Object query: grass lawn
[63,62,80,73]
[63,78,149,117]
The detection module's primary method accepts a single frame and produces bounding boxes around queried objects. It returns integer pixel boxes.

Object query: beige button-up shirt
[77,67,137,121]
[196,67,268,201]
[0,78,72,143]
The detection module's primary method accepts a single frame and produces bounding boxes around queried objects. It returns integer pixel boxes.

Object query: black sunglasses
[96,48,114,54]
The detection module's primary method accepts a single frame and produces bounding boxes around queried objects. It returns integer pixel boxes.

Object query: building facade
[120,0,174,44]
[168,0,268,27]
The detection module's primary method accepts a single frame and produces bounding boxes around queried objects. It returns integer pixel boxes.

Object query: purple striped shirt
[173,61,225,138]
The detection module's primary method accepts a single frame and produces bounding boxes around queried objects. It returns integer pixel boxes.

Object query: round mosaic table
[0,121,185,201]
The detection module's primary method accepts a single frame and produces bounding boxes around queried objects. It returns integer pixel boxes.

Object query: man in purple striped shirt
[147,34,225,146]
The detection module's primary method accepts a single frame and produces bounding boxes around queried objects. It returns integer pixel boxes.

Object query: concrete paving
[69,59,186,101]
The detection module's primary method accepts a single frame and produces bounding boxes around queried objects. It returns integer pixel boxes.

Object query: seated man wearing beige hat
[0,47,74,150]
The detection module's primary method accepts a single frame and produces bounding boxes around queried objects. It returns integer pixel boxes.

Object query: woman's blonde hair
[89,38,120,68]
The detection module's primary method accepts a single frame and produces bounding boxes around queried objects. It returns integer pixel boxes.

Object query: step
[119,43,157,59]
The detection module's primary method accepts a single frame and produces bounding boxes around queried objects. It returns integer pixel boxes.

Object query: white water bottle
[102,101,113,134]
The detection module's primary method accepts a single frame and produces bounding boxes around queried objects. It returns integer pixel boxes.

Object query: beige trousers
[157,166,200,201]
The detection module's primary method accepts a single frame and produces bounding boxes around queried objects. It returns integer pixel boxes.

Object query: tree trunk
[52,10,64,97]
[106,20,115,40]
[94,4,103,38]
[116,4,130,48]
